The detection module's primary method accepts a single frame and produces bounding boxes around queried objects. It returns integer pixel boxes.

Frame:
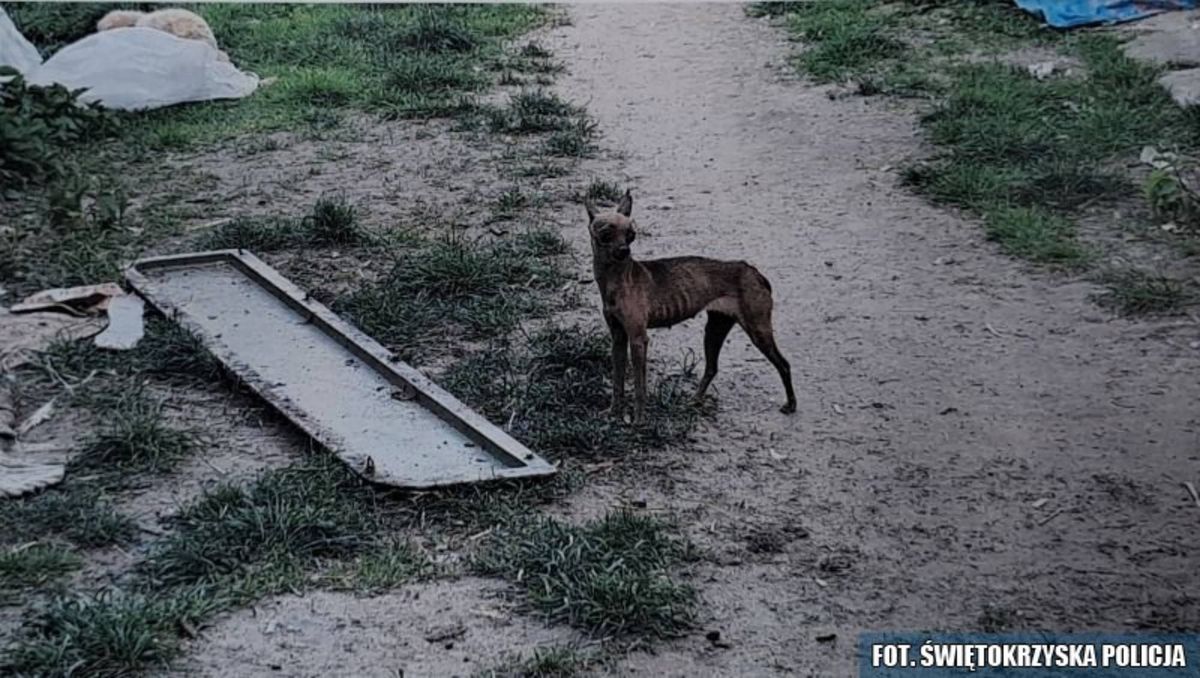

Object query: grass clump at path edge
[474,510,696,639]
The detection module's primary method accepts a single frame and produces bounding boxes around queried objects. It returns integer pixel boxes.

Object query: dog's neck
[592,255,635,295]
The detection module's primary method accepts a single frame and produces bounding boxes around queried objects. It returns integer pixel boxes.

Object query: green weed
[475,510,696,638]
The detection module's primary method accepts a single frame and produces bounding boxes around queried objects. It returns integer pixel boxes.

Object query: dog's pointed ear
[584,199,597,223]
[617,189,632,217]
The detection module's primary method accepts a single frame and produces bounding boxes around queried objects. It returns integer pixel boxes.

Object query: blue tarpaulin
[1014,0,1197,28]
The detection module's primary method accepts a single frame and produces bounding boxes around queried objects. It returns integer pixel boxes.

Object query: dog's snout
[615,246,630,259]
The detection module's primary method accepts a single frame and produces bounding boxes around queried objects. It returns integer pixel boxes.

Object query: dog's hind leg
[742,318,797,414]
[694,311,736,404]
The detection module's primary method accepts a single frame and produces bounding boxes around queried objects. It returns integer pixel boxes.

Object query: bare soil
[538,4,1198,675]
[8,4,1199,677]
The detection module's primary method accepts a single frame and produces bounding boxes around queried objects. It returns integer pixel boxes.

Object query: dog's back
[633,256,773,328]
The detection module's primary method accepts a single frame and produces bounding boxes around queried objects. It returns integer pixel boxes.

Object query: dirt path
[541,4,1199,675]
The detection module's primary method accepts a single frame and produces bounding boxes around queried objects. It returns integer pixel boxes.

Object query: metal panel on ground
[126,250,555,489]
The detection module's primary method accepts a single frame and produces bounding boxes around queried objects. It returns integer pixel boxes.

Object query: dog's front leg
[629,330,648,423]
[607,317,628,417]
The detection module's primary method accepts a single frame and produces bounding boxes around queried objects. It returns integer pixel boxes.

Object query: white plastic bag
[0,6,258,111]
[0,6,43,78]
[28,27,259,111]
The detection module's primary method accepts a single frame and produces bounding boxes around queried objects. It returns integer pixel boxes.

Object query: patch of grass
[69,4,550,149]
[494,186,531,219]
[982,206,1090,266]
[0,74,119,191]
[199,215,303,251]
[201,197,366,251]
[490,41,563,80]
[1096,269,1196,316]
[323,541,431,593]
[2,171,142,291]
[475,510,696,638]
[397,6,481,53]
[0,543,82,592]
[783,1,905,83]
[337,230,570,360]
[581,179,625,204]
[543,117,598,158]
[305,196,364,245]
[30,316,221,391]
[477,646,596,678]
[443,325,702,460]
[2,588,223,678]
[73,387,199,475]
[486,89,583,134]
[1145,167,1200,231]
[0,487,136,549]
[142,458,378,588]
[379,53,489,96]
[779,2,1200,272]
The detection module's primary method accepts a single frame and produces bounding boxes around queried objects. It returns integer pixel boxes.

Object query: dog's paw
[780,402,797,415]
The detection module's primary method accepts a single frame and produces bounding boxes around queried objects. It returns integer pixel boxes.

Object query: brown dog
[587,189,796,421]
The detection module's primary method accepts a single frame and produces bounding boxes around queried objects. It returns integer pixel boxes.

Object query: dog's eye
[599,232,613,243]
[626,231,636,243]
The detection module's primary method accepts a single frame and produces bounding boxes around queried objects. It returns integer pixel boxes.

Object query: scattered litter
[938,407,959,415]
[93,294,146,351]
[1184,481,1200,508]
[10,283,124,316]
[816,633,838,643]
[1031,498,1050,509]
[0,451,65,499]
[984,323,1004,338]
[15,398,56,438]
[768,448,786,461]
[125,250,556,488]
[1027,61,1057,80]
[1037,508,1064,526]
[1014,0,1196,29]
[1140,146,1178,169]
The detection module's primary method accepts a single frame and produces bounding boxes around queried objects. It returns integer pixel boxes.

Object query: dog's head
[585,189,636,263]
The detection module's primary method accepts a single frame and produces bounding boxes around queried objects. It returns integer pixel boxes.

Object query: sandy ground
[538,4,1199,675]
[170,579,581,678]
[70,3,1199,676]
